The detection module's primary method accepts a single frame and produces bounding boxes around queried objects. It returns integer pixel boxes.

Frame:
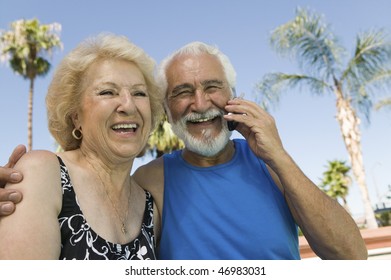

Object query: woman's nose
[117,93,136,114]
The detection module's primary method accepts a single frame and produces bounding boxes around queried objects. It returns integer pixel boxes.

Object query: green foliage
[269,7,344,81]
[375,98,391,110]
[0,18,62,150]
[256,72,330,109]
[375,211,391,226]
[0,18,62,79]
[147,114,185,158]
[319,160,351,200]
[257,7,391,122]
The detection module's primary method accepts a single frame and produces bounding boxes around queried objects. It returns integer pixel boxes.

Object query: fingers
[1,145,25,188]
[0,189,22,203]
[224,98,283,145]
[0,167,23,188]
[0,189,22,216]
[0,201,17,215]
[226,99,262,115]
[0,202,16,216]
[5,144,27,168]
[224,99,272,126]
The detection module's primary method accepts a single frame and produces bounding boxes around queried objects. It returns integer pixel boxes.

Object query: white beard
[169,108,232,157]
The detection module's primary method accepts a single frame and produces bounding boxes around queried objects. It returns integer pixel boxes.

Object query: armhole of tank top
[56,155,64,184]
[257,157,284,195]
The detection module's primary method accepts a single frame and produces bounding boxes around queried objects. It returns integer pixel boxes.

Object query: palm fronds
[270,7,344,80]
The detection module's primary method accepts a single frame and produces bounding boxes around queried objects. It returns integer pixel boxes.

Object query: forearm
[268,152,367,259]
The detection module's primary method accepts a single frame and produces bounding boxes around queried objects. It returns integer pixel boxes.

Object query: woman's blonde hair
[46,33,163,151]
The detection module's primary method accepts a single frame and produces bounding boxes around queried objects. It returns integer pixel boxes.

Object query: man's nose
[192,89,211,112]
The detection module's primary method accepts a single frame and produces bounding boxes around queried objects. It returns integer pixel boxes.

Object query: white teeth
[112,123,137,129]
[191,118,211,123]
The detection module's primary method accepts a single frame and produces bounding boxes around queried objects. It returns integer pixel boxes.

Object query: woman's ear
[71,112,81,129]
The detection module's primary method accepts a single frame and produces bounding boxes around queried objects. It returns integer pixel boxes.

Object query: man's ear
[163,105,173,125]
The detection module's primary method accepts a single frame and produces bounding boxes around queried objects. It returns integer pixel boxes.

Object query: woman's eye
[99,90,114,96]
[134,91,148,97]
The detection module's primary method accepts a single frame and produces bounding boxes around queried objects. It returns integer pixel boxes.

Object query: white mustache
[182,109,224,123]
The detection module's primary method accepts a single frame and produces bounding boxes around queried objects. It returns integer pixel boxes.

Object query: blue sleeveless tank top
[159,139,300,260]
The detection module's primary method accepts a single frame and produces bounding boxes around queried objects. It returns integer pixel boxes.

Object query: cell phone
[227,88,241,131]
[227,115,238,131]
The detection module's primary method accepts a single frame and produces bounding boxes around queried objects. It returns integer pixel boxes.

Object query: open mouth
[188,116,219,124]
[111,123,138,133]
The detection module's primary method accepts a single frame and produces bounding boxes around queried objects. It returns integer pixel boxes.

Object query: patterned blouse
[57,156,156,260]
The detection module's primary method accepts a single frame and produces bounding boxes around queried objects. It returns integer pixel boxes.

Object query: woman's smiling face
[75,58,152,160]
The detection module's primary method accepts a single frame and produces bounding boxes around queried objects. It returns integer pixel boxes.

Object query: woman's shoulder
[15,150,59,169]
[6,149,63,212]
[13,150,62,187]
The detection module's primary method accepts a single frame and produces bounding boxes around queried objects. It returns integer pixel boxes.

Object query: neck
[78,148,132,194]
[182,140,235,167]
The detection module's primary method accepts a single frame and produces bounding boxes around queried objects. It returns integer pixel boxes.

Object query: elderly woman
[0,33,163,260]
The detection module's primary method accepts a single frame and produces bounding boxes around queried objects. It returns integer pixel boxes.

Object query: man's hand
[224,99,286,166]
[0,145,26,215]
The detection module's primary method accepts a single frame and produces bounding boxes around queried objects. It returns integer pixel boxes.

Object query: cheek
[140,102,153,127]
[80,110,109,138]
[213,91,231,107]
[167,99,187,121]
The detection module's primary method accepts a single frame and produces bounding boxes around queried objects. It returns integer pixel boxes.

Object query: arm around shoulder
[0,150,63,259]
[133,157,164,216]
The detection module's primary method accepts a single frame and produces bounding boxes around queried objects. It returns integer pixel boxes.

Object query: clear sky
[1,0,390,219]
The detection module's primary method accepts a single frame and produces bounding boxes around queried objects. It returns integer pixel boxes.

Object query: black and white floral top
[57,156,156,260]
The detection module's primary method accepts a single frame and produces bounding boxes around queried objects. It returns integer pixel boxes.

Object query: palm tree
[375,98,391,110]
[319,160,352,214]
[147,114,185,158]
[0,18,62,151]
[256,7,391,229]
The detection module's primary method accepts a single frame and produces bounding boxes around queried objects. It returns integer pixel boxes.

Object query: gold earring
[72,128,83,140]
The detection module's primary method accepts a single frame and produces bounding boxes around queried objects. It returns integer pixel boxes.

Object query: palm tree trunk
[27,78,34,151]
[335,90,378,229]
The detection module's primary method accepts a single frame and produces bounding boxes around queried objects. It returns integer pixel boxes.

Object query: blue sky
[1,0,390,219]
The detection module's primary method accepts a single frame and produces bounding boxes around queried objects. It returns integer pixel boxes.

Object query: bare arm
[0,150,62,259]
[0,145,26,215]
[266,155,367,259]
[225,99,367,260]
[133,157,164,242]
